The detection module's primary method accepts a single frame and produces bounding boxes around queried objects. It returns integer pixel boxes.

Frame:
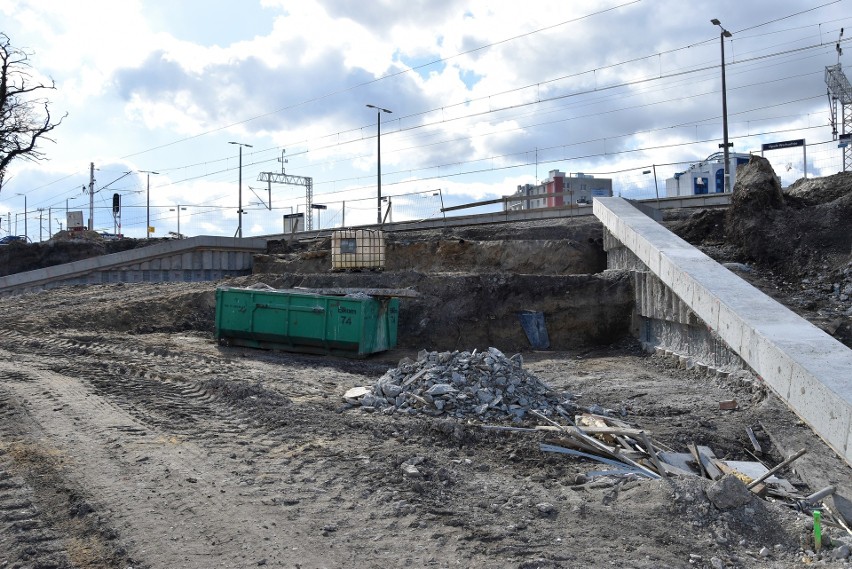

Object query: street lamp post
[140,170,159,239]
[228,142,253,238]
[711,18,733,193]
[170,205,187,237]
[15,193,26,240]
[366,104,392,225]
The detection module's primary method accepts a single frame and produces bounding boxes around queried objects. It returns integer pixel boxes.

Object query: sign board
[839,133,852,142]
[148,226,156,234]
[283,213,304,234]
[761,139,805,151]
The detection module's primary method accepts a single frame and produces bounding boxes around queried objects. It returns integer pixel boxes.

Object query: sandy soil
[0,282,846,569]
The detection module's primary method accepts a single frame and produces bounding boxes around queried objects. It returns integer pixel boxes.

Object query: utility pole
[711,19,733,192]
[37,208,44,242]
[366,104,393,224]
[229,142,252,238]
[140,170,159,238]
[88,162,95,231]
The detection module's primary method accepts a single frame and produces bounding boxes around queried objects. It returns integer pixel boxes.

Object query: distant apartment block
[506,170,613,211]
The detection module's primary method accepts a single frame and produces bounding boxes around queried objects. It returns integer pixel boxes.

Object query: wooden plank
[700,456,723,481]
[696,445,723,480]
[658,461,699,477]
[658,452,697,474]
[531,411,660,479]
[714,460,766,496]
[688,444,708,478]
[746,448,807,490]
[746,427,763,454]
[638,431,668,479]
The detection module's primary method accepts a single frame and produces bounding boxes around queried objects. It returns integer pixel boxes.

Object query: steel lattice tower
[825,63,852,172]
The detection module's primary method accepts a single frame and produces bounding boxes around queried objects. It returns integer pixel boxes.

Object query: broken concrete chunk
[536,502,557,516]
[706,474,754,510]
[426,383,456,396]
[382,383,403,399]
[343,386,371,403]
[402,464,422,479]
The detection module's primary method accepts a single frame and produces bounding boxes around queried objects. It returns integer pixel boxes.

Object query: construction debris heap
[345,347,576,422]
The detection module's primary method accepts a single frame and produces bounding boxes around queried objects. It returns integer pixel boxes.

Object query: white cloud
[2,0,849,240]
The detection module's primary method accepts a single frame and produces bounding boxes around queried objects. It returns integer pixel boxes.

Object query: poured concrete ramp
[594,197,852,466]
[0,236,267,296]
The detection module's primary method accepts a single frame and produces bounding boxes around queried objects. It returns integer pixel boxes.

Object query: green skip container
[215,287,399,357]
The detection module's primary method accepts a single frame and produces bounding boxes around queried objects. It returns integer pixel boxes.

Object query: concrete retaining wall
[594,197,852,466]
[0,236,267,296]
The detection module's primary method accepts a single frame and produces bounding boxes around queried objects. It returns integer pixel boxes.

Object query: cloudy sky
[0,0,849,239]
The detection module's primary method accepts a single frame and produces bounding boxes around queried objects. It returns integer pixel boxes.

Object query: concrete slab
[594,197,852,467]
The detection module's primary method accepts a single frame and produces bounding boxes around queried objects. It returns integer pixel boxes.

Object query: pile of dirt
[724,155,787,265]
[0,234,147,277]
[786,171,852,205]
[260,217,607,276]
[667,158,852,347]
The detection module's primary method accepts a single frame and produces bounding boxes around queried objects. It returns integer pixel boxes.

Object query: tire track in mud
[0,349,339,567]
[0,327,333,503]
[0,386,134,569]
[0,326,531,566]
[0,390,71,569]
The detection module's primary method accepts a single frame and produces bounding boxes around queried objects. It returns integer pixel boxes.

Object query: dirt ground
[0,160,851,568]
[0,284,842,568]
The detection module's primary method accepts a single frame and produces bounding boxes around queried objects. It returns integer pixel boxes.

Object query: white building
[665,152,751,197]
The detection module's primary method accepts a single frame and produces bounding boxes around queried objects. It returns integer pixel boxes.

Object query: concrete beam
[594,197,852,466]
[0,236,267,295]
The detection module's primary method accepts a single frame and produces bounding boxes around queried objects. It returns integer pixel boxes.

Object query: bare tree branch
[0,32,67,193]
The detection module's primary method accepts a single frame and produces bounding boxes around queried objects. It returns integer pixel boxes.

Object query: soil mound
[0,234,146,277]
[786,171,852,205]
[724,155,786,262]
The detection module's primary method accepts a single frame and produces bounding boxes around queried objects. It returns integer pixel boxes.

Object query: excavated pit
[247,217,630,351]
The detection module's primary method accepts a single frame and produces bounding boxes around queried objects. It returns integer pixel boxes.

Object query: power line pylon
[825,30,851,172]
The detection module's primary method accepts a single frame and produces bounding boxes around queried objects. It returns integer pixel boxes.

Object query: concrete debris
[535,502,557,516]
[402,464,422,479]
[706,475,754,510]
[345,347,576,422]
[833,544,851,560]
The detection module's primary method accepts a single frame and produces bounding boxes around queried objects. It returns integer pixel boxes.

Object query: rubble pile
[345,347,575,421]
